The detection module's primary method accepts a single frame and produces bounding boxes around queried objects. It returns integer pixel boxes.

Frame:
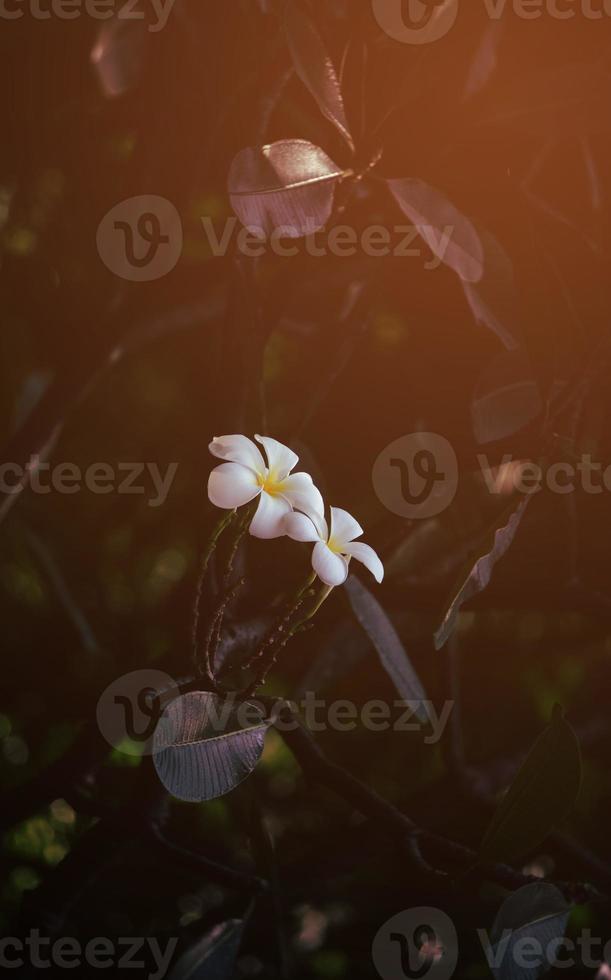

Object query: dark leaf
[463,20,504,102]
[339,34,368,145]
[228,140,344,237]
[153,692,269,802]
[472,349,543,445]
[284,0,354,152]
[434,496,530,650]
[168,919,245,980]
[486,883,571,980]
[296,619,371,699]
[90,16,147,98]
[387,178,484,283]
[480,706,582,865]
[345,575,428,722]
[461,231,520,350]
[11,370,52,434]
[477,60,611,137]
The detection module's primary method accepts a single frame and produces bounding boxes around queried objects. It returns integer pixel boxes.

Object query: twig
[191,509,236,670]
[274,703,603,902]
[200,578,246,684]
[23,524,101,659]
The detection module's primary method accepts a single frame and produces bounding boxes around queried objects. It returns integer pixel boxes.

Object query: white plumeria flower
[283,506,384,588]
[208,434,324,540]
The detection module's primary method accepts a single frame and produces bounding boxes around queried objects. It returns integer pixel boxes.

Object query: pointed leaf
[472,349,543,445]
[168,919,245,980]
[90,16,147,98]
[434,496,530,650]
[284,0,354,152]
[480,706,581,865]
[463,20,504,102]
[487,883,571,980]
[387,178,484,284]
[153,692,269,802]
[228,139,344,238]
[345,575,428,722]
[461,231,520,350]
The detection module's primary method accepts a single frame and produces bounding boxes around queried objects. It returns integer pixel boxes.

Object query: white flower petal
[255,435,299,481]
[208,462,260,509]
[343,541,384,584]
[249,491,293,539]
[280,472,325,523]
[283,511,322,543]
[209,434,266,475]
[329,507,363,548]
[312,541,349,587]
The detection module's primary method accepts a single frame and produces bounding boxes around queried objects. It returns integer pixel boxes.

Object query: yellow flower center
[258,470,286,497]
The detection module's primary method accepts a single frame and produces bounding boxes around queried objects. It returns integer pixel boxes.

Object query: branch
[274,704,603,903]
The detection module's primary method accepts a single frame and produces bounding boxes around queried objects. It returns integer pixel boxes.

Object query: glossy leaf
[472,349,543,445]
[228,140,344,238]
[153,692,269,802]
[480,706,581,865]
[345,575,428,722]
[90,17,146,98]
[463,20,504,102]
[284,0,354,152]
[486,883,571,980]
[387,178,484,284]
[461,231,520,351]
[435,496,530,650]
[168,919,245,980]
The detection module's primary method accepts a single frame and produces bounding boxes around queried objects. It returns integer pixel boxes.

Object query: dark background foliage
[1,1,611,977]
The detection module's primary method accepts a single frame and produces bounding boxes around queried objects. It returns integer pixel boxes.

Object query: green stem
[191,508,236,668]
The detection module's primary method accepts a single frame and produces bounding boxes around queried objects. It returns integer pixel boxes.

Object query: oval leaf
[344,575,428,722]
[480,706,582,866]
[461,231,520,351]
[228,140,344,238]
[472,349,543,445]
[463,20,504,102]
[485,883,571,980]
[153,692,269,802]
[284,0,354,152]
[168,919,245,980]
[434,496,530,651]
[387,178,484,284]
[90,17,147,98]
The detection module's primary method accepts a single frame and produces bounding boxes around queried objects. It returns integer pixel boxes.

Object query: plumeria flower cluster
[208,434,384,588]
